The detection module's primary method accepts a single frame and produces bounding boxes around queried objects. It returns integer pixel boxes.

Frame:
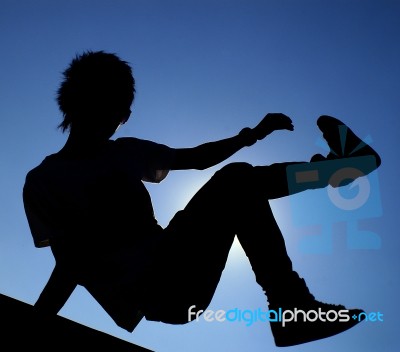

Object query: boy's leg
[141,162,259,324]
[141,161,363,345]
[238,162,367,347]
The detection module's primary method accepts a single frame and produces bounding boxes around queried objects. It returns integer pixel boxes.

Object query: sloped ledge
[0,293,153,351]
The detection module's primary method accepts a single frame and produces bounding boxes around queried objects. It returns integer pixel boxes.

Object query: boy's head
[57,50,135,133]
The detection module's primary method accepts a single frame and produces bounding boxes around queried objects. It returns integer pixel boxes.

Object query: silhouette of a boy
[23,51,381,347]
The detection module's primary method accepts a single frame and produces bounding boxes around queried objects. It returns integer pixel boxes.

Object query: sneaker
[265,275,366,347]
[268,300,365,347]
[316,115,381,167]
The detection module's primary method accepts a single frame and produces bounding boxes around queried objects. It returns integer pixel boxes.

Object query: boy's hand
[253,113,294,141]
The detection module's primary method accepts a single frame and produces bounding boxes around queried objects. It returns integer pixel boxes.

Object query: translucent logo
[327,167,370,211]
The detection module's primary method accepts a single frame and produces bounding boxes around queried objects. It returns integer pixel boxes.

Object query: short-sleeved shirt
[23,137,175,331]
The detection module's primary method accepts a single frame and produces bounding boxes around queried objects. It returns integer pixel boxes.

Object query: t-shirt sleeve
[116,137,176,183]
[23,173,52,248]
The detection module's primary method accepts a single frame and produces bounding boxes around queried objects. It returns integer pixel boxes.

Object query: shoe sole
[316,115,381,168]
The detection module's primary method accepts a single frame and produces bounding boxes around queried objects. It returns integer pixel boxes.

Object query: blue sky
[0,1,399,351]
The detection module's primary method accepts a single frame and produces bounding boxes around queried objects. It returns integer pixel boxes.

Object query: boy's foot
[266,275,365,347]
[316,115,381,167]
[269,300,365,347]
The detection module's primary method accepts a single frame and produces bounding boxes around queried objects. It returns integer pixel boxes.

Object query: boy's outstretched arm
[170,113,294,170]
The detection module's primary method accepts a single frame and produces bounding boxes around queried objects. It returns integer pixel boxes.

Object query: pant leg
[140,160,330,324]
[141,163,248,323]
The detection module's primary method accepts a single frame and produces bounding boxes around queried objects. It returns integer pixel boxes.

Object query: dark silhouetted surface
[0,293,153,351]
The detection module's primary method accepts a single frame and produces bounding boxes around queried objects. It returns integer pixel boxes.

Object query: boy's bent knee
[215,162,253,179]
[209,162,256,200]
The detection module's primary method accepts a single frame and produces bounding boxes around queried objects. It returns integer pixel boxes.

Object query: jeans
[141,161,303,324]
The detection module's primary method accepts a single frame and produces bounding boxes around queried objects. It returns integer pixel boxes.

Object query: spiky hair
[56,50,135,132]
